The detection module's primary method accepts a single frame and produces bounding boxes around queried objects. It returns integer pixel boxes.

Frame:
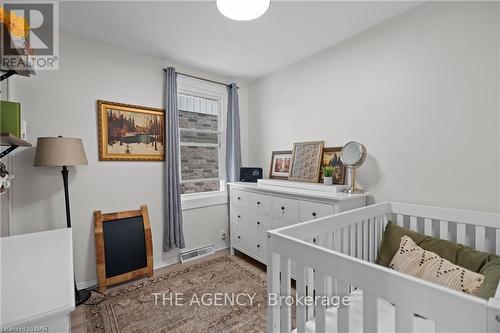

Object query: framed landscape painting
[320,147,346,184]
[97,100,165,161]
[289,141,324,183]
[270,150,292,180]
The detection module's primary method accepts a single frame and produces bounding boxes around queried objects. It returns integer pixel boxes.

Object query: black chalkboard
[102,216,147,278]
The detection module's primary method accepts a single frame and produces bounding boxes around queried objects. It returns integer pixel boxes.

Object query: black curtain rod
[163,68,238,89]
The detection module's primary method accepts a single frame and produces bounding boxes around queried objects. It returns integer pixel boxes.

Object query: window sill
[181,191,228,211]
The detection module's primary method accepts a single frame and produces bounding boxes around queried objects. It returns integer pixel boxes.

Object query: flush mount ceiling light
[216,0,271,21]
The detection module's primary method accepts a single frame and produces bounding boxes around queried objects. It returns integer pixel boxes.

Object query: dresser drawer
[250,192,271,214]
[232,189,250,207]
[230,224,245,247]
[232,206,250,227]
[272,196,298,220]
[299,201,334,222]
[271,217,296,230]
[233,208,270,233]
[248,232,267,260]
[252,212,271,233]
[231,225,267,260]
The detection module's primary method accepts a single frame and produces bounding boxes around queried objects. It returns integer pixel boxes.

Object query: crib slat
[374,217,380,256]
[410,216,418,232]
[314,272,327,333]
[350,225,356,257]
[456,223,466,245]
[424,218,432,236]
[363,291,377,333]
[306,267,314,320]
[397,214,404,226]
[363,220,369,261]
[440,221,448,240]
[357,222,363,259]
[395,306,413,333]
[369,219,376,262]
[337,281,349,333]
[280,256,291,332]
[342,227,349,254]
[295,263,307,333]
[475,226,486,252]
[267,251,280,333]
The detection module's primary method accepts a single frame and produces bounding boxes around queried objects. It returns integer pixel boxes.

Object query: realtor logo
[1,1,59,72]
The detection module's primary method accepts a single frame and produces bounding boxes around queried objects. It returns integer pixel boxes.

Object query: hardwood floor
[70,249,266,332]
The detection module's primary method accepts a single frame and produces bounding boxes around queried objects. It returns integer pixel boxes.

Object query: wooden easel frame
[94,205,153,292]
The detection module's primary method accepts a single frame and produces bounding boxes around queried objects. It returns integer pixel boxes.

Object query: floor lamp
[34,136,91,306]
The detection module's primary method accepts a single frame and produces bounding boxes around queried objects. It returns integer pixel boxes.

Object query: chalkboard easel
[94,205,153,292]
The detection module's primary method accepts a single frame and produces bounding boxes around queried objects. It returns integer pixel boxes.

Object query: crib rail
[267,202,500,333]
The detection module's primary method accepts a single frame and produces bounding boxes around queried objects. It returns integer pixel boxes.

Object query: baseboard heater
[180,245,215,263]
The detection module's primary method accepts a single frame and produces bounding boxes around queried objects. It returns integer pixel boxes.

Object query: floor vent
[180,245,215,263]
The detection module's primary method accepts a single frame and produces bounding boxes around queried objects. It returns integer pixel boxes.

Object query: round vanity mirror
[340,141,366,194]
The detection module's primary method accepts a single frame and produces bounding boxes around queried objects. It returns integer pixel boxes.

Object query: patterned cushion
[390,236,485,296]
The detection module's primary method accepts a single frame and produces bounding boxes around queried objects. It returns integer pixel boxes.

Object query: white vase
[324,177,333,185]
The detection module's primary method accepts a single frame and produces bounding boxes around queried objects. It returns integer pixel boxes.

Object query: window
[177,79,226,196]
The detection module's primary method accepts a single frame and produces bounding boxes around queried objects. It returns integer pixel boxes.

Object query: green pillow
[376,221,500,299]
[478,258,500,299]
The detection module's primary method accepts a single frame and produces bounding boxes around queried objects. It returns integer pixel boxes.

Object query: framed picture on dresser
[320,147,346,184]
[269,150,292,179]
[289,141,324,183]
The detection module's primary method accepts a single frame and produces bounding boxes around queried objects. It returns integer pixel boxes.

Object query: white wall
[7,31,249,287]
[249,2,500,212]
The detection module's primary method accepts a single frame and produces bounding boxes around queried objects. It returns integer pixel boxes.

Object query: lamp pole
[61,164,91,305]
[61,165,71,228]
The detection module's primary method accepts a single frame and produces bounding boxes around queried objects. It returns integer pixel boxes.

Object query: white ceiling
[60,1,422,81]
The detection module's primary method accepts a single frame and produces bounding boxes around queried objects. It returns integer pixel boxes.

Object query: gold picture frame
[97,100,165,161]
[289,141,324,183]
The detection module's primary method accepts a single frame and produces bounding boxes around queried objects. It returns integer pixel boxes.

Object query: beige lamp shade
[34,137,88,167]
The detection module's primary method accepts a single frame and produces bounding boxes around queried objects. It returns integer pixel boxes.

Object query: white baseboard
[76,244,229,290]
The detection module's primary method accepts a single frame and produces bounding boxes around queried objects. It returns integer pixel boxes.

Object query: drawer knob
[257,244,260,248]
[312,212,317,217]
[237,215,241,218]
[238,197,241,200]
[313,238,316,243]
[281,206,285,210]
[257,201,261,205]
[257,221,260,225]
[237,236,241,239]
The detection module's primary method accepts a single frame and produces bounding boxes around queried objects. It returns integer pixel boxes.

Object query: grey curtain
[226,83,241,182]
[163,67,185,251]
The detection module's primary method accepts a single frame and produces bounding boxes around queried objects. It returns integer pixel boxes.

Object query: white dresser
[1,229,75,332]
[228,180,367,264]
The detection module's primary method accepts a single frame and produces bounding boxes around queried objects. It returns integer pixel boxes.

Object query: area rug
[84,256,270,332]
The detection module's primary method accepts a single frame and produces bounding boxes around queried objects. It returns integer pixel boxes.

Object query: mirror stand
[343,167,364,194]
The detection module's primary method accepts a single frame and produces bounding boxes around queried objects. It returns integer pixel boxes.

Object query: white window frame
[177,75,228,210]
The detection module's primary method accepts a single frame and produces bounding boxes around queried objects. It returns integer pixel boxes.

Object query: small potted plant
[322,165,335,185]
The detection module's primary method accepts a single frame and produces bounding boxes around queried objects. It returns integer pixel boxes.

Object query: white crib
[266,202,500,333]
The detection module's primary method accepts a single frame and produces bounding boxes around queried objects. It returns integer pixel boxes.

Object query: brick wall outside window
[178,101,222,194]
